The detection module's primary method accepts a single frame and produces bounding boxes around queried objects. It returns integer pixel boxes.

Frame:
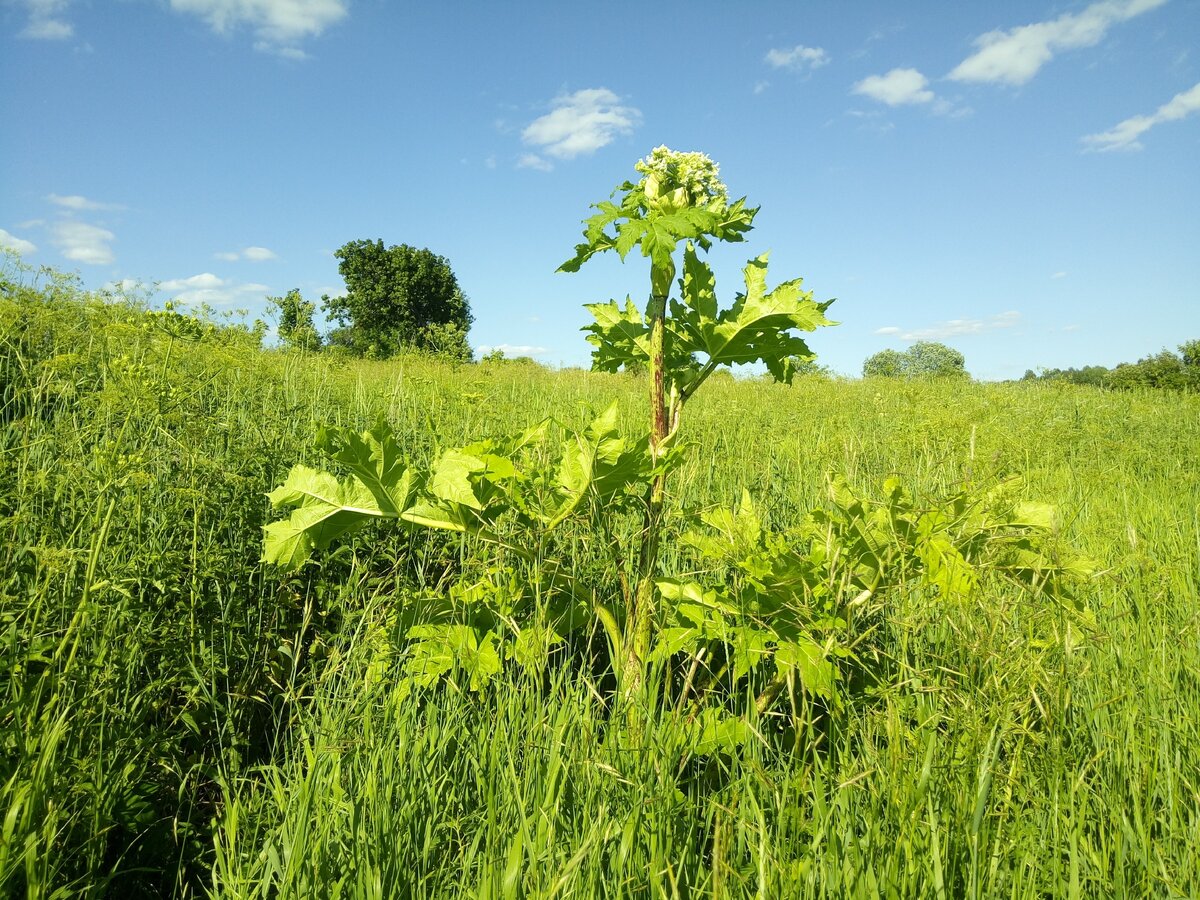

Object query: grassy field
[2,269,1198,898]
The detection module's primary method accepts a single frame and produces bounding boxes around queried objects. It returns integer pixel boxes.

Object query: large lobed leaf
[671,246,837,383]
[263,464,397,570]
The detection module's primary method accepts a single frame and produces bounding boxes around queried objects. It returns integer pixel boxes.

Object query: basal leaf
[430,449,487,510]
[315,418,413,515]
[263,464,392,570]
[775,635,837,701]
[691,709,752,756]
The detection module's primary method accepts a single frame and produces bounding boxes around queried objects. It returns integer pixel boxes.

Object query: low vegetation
[3,255,1198,897]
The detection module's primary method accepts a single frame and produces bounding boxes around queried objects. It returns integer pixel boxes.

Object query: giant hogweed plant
[262,148,1091,737]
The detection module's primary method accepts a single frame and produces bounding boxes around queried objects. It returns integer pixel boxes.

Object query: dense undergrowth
[2,265,1198,897]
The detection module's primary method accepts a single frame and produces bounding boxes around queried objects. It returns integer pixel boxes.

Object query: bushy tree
[1179,338,1200,368]
[863,342,966,378]
[906,341,966,377]
[862,348,905,378]
[267,288,321,351]
[321,240,472,359]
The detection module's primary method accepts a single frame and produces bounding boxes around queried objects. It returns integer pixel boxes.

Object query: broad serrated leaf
[263,464,392,570]
[669,248,836,384]
[547,402,648,530]
[582,298,651,374]
[315,418,413,515]
[430,449,487,510]
[403,625,502,693]
[775,635,837,701]
[691,708,752,757]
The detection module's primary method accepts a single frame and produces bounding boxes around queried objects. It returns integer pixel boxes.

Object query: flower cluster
[634,146,729,212]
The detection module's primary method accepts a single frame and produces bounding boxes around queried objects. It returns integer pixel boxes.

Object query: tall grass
[2,265,1198,896]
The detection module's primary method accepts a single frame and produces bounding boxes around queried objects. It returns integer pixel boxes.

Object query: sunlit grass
[2,272,1198,897]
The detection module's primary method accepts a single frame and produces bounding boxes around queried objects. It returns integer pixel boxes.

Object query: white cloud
[53,221,115,265]
[169,0,347,55]
[47,193,120,211]
[948,0,1168,87]
[874,326,901,335]
[0,228,37,256]
[522,88,641,160]
[1082,81,1200,151]
[215,245,279,261]
[517,153,554,172]
[1051,271,1068,279]
[891,311,1022,341]
[16,0,72,39]
[765,45,830,71]
[753,80,770,95]
[160,273,271,306]
[476,343,549,357]
[160,273,226,291]
[852,68,935,106]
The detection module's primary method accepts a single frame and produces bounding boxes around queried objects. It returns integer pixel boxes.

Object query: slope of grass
[2,268,1197,897]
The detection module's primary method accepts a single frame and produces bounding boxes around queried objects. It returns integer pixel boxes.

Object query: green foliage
[864,341,967,379]
[267,288,321,351]
[262,148,1092,741]
[1021,338,1200,391]
[583,247,836,397]
[862,347,906,378]
[558,145,757,291]
[6,252,1200,897]
[322,239,473,359]
[1180,338,1200,368]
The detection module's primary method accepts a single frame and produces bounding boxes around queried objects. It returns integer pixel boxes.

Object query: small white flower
[635,146,728,211]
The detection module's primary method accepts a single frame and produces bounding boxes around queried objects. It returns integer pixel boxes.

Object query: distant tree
[788,355,833,378]
[862,348,906,378]
[321,239,472,359]
[267,288,321,351]
[863,342,966,379]
[1108,350,1194,391]
[906,341,967,377]
[1179,338,1200,369]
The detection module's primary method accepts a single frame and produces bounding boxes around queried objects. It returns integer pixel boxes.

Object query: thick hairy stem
[623,286,670,703]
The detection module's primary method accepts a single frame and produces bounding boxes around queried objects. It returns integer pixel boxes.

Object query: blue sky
[2,0,1198,379]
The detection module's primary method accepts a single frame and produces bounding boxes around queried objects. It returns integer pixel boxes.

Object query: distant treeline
[1022,340,1199,391]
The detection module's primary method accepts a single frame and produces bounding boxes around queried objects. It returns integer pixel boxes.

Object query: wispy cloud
[1082,81,1200,151]
[0,228,37,256]
[477,343,549,358]
[47,193,121,211]
[159,272,271,306]
[16,0,73,39]
[522,88,641,160]
[160,273,225,291]
[215,245,278,261]
[948,0,1168,87]
[53,221,115,265]
[168,0,348,57]
[852,68,935,106]
[876,311,1021,341]
[517,153,554,172]
[765,44,830,71]
[1051,271,1068,279]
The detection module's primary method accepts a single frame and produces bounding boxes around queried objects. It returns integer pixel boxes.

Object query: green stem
[623,280,670,703]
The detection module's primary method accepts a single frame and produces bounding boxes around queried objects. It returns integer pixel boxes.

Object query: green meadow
[2,267,1198,898]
